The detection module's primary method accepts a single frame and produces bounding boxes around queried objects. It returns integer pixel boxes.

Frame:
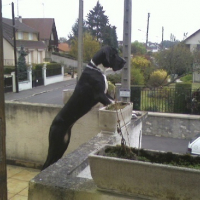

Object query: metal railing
[46,67,61,77]
[131,86,200,115]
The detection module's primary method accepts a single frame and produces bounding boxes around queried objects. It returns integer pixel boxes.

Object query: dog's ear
[103,47,110,64]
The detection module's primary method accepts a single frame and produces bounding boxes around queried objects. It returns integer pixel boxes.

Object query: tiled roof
[3,18,38,33]
[22,18,55,40]
[16,40,45,49]
[2,18,45,49]
[58,43,70,52]
[2,22,13,45]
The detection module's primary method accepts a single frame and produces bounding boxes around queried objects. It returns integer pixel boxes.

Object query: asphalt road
[142,135,189,154]
[4,77,190,154]
[5,77,76,105]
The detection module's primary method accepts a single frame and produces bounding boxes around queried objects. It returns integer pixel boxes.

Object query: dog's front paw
[109,99,115,104]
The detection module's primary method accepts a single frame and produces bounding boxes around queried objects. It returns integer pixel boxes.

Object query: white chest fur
[103,74,108,94]
[96,63,108,94]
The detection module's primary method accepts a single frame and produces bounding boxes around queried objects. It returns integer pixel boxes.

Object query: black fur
[42,46,126,170]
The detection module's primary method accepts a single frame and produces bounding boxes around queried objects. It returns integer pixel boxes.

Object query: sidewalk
[7,165,40,200]
[5,76,77,105]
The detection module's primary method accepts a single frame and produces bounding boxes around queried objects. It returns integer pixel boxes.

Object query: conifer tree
[17,46,28,81]
[86,1,109,42]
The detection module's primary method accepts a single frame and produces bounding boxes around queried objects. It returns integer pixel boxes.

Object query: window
[29,33,33,40]
[18,32,23,39]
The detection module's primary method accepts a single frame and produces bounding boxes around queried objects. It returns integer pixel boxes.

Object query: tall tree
[86,1,109,42]
[131,41,146,55]
[155,42,193,83]
[68,19,88,44]
[69,33,100,62]
[102,25,118,49]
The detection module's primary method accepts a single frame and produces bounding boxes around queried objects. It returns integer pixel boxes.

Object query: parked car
[187,133,200,155]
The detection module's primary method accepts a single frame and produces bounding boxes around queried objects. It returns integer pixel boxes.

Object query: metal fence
[131,86,200,115]
[46,67,61,77]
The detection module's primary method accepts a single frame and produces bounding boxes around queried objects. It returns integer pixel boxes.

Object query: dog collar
[86,64,102,73]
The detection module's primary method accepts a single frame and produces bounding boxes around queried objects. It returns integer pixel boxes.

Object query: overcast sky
[2,0,200,43]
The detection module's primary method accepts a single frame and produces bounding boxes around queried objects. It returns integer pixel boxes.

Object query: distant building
[118,41,123,47]
[58,43,70,53]
[185,30,200,82]
[2,17,58,65]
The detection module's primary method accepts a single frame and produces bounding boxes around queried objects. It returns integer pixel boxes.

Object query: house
[185,30,200,82]
[22,17,58,61]
[58,43,70,53]
[3,17,58,66]
[3,17,46,65]
[184,29,200,52]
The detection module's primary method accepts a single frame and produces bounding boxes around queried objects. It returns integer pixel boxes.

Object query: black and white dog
[42,46,126,170]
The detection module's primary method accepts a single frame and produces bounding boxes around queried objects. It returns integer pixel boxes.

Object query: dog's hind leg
[42,126,72,170]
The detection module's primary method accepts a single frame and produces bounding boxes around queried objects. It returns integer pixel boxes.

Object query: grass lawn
[192,83,200,90]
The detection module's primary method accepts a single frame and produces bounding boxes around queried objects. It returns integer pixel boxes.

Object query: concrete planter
[99,102,133,132]
[89,145,200,200]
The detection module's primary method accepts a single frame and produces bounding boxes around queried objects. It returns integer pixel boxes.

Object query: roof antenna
[42,2,45,18]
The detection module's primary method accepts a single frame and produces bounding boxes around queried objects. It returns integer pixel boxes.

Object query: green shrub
[107,73,121,85]
[107,81,115,98]
[46,63,61,69]
[4,66,15,74]
[174,83,192,114]
[147,69,168,87]
[131,68,145,85]
[180,74,192,83]
[46,63,62,77]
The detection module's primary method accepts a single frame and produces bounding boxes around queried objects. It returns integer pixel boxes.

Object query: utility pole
[0,0,8,199]
[162,26,164,50]
[121,0,132,102]
[77,0,83,81]
[146,13,150,50]
[12,2,19,92]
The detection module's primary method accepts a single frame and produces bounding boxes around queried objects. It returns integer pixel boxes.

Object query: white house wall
[3,38,14,65]
[26,50,45,64]
[185,31,200,51]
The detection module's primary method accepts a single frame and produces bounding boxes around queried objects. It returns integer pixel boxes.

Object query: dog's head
[92,46,126,71]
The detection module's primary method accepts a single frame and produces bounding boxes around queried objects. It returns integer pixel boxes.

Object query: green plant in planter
[105,102,127,110]
[107,81,115,99]
[104,145,200,169]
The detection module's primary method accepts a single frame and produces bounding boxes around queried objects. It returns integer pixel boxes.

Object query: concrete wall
[6,100,200,165]
[3,38,14,64]
[51,54,78,68]
[143,112,200,139]
[5,101,102,165]
[51,54,87,68]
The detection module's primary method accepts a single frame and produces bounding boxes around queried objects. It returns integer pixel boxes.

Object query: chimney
[19,16,22,23]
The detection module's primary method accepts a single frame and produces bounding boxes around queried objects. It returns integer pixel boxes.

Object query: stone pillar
[27,65,32,84]
[43,63,47,86]
[11,72,16,92]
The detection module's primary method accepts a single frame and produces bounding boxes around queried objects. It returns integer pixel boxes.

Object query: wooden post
[0,0,8,199]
